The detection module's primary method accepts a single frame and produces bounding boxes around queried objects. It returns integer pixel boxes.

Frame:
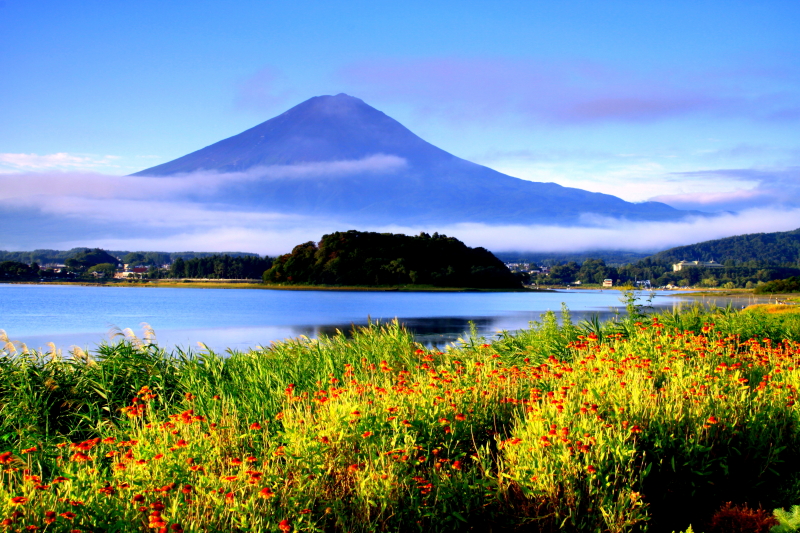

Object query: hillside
[133,93,702,226]
[648,227,800,266]
[264,230,521,288]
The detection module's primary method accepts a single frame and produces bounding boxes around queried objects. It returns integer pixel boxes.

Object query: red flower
[362,431,373,438]
[278,519,291,532]
[587,465,597,474]
[59,511,76,520]
[10,496,28,505]
[0,451,14,464]
[259,487,275,499]
[249,422,263,430]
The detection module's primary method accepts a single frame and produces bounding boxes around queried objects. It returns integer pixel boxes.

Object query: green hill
[648,228,800,266]
[264,230,521,288]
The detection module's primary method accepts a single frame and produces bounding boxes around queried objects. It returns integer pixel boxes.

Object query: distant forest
[264,230,521,288]
[649,228,800,266]
[166,255,272,280]
[495,250,651,267]
[0,248,260,266]
[5,226,800,288]
[0,248,271,281]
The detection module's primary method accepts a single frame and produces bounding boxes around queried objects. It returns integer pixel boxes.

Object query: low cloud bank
[2,168,799,256]
[0,155,407,202]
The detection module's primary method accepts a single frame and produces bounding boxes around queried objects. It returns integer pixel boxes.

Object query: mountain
[648,227,800,266]
[132,93,701,225]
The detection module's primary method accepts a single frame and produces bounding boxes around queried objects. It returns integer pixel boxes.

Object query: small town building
[672,260,724,272]
[602,279,613,288]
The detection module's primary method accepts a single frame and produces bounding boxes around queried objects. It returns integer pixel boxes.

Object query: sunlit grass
[3,302,800,531]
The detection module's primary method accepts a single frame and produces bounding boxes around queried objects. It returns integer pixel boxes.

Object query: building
[672,260,724,272]
[602,279,613,288]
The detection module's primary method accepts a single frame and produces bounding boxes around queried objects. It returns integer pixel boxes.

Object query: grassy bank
[2,302,800,531]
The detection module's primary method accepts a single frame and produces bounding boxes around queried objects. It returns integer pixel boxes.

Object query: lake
[0,284,764,353]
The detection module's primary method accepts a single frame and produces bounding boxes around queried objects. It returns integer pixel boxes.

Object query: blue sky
[1,0,799,252]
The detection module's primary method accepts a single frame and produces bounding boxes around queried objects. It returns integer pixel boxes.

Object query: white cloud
[0,154,408,202]
[0,153,121,172]
[3,164,799,256]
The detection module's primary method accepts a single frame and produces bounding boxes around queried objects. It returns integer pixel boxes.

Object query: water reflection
[282,293,764,349]
[0,284,772,353]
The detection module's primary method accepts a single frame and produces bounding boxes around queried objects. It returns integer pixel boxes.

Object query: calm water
[0,284,763,352]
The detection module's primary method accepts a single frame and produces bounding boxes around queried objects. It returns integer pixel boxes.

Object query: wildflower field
[3,299,800,532]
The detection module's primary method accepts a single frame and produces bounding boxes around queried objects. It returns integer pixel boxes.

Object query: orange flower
[249,422,263,430]
[70,452,91,462]
[224,492,235,505]
[707,416,718,425]
[21,446,37,454]
[0,451,14,464]
[44,511,56,524]
[454,413,466,421]
[587,465,597,474]
[59,511,76,520]
[278,519,291,532]
[10,496,28,505]
[258,487,275,499]
[361,431,373,438]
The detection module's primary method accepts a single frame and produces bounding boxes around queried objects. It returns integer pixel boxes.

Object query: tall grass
[2,301,800,531]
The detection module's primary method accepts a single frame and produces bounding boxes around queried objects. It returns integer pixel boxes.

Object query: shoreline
[2,280,548,293]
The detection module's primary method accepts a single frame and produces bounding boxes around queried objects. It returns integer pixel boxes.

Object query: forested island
[264,230,522,289]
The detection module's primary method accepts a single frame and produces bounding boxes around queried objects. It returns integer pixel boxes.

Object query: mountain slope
[132,93,702,225]
[648,227,800,265]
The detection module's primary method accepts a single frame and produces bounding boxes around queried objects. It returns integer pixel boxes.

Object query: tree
[87,263,116,278]
[170,258,186,278]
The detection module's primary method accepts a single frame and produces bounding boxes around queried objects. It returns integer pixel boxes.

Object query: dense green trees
[264,230,521,288]
[0,261,40,280]
[64,248,120,270]
[166,254,272,279]
[651,227,800,266]
[754,277,800,294]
